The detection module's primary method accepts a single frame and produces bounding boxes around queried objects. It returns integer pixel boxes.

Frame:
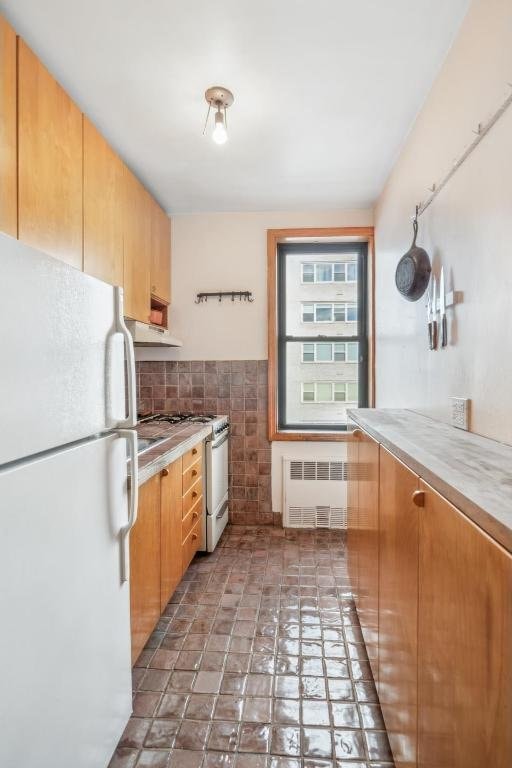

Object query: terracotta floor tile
[112,525,394,767]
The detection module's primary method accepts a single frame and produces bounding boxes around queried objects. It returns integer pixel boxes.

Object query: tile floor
[110,525,394,768]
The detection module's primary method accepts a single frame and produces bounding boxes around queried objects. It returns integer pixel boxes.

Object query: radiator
[282,458,348,529]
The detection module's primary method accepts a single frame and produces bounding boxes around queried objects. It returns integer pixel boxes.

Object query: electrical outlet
[450,397,470,430]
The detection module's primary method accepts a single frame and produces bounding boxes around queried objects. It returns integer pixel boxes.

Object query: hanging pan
[395,207,431,301]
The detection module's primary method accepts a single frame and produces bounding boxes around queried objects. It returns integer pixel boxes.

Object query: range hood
[125,320,182,347]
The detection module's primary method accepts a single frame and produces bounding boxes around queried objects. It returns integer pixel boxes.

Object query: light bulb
[212,110,228,144]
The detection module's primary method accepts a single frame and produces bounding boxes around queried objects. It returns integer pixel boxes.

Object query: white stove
[138,412,229,551]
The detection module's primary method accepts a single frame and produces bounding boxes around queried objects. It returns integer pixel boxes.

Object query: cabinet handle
[161,468,169,477]
[192,511,198,519]
[412,490,425,507]
[192,448,198,455]
[192,533,198,541]
[352,429,363,439]
[192,469,198,477]
[192,491,198,499]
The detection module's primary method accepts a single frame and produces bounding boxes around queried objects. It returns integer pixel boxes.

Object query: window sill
[270,429,356,442]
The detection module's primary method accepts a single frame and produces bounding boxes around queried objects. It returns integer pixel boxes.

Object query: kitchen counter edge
[347,408,512,554]
[130,425,211,487]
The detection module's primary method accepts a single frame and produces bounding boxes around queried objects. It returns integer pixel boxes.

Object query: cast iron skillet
[395,209,431,301]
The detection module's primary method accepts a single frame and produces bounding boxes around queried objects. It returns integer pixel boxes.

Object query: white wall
[135,209,372,362]
[375,0,512,445]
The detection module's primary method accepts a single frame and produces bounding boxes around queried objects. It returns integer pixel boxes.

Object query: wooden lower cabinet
[347,435,359,603]
[357,432,379,682]
[418,480,512,768]
[129,473,161,664]
[378,446,419,768]
[160,458,183,612]
[129,440,204,663]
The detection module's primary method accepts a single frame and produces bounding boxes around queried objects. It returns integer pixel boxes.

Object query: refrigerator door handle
[114,287,137,428]
[118,428,138,582]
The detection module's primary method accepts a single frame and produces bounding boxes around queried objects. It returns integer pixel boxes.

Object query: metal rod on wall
[417,84,512,217]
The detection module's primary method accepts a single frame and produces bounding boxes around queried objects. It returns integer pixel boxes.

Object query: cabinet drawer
[182,518,202,573]
[182,441,202,471]
[182,495,202,543]
[182,457,201,495]
[183,476,202,518]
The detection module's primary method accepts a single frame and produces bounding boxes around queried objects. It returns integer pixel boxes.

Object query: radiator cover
[283,458,348,529]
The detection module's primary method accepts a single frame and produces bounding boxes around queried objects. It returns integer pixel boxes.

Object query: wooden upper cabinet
[357,432,379,684]
[418,481,512,768]
[0,15,16,237]
[122,165,151,322]
[378,446,419,768]
[150,200,171,304]
[17,39,82,268]
[83,117,123,286]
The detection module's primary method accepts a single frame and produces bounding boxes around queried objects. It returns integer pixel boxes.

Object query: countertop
[129,421,211,486]
[347,408,512,554]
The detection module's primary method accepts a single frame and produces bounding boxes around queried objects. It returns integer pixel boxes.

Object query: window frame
[300,381,359,404]
[300,260,358,284]
[301,341,359,364]
[276,241,369,433]
[300,301,357,324]
[267,226,374,442]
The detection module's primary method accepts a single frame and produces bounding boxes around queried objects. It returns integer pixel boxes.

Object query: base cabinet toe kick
[347,415,512,768]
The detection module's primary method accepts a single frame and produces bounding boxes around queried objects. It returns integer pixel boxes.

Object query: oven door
[206,430,229,516]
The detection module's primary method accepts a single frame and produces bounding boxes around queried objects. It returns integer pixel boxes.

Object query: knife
[430,277,438,350]
[440,267,447,347]
[427,280,433,350]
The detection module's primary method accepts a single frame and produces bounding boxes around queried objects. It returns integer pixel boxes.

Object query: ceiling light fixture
[203,86,234,145]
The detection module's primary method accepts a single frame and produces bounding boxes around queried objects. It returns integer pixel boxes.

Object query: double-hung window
[277,242,368,431]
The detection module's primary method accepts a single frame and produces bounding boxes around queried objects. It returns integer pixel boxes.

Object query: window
[276,241,369,431]
[301,342,359,363]
[301,382,359,403]
[301,261,358,283]
[301,302,357,323]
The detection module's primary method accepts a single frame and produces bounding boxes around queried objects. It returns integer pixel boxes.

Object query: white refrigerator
[0,233,138,768]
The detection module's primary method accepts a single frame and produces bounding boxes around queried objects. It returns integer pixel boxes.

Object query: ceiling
[1,0,470,213]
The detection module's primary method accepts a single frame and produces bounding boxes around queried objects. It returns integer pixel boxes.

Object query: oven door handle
[211,430,229,449]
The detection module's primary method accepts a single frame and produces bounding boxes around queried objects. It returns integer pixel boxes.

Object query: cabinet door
[83,117,123,286]
[18,39,82,268]
[122,166,151,322]
[150,200,171,304]
[347,434,359,603]
[160,459,183,611]
[357,432,379,683]
[129,474,161,664]
[378,446,419,767]
[0,15,16,237]
[418,481,512,768]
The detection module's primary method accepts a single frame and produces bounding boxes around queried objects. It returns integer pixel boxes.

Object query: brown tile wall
[136,360,276,526]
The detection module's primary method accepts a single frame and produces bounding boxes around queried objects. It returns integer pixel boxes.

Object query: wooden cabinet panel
[183,476,202,519]
[418,481,512,768]
[160,460,182,612]
[347,435,359,604]
[0,15,16,237]
[357,433,379,683]
[122,165,151,321]
[182,442,202,471]
[129,474,161,664]
[182,518,202,573]
[182,456,201,495]
[83,117,123,286]
[18,39,82,268]
[378,446,419,768]
[150,200,171,304]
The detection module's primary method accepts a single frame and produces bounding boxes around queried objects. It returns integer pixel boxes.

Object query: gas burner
[187,415,216,424]
[138,412,218,425]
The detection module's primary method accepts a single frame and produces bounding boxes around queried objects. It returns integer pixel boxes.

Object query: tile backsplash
[136,360,276,526]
